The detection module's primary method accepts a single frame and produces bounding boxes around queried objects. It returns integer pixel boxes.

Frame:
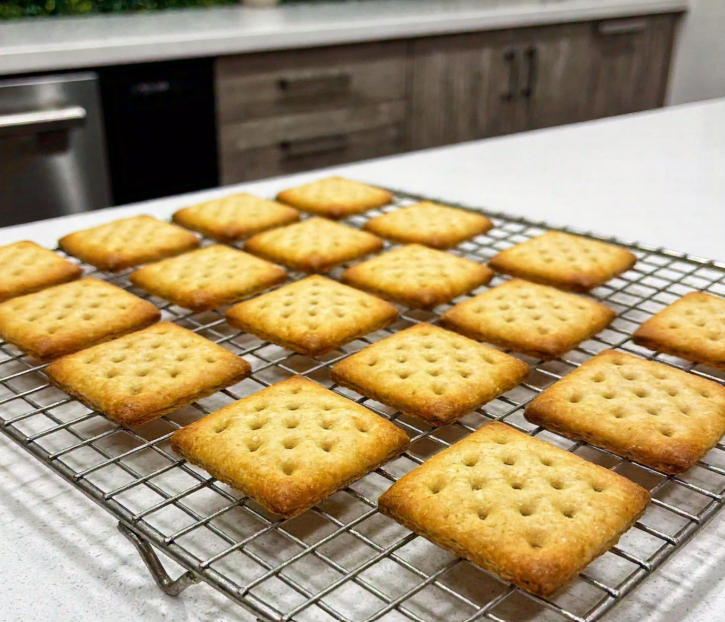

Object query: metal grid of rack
[1,188,725,622]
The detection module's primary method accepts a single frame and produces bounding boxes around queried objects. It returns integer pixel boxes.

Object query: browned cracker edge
[171,432,409,518]
[225,307,398,356]
[632,328,725,371]
[439,305,616,360]
[378,490,646,597]
[46,360,250,428]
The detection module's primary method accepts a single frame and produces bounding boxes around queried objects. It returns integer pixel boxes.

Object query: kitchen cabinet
[215,42,408,184]
[215,13,681,182]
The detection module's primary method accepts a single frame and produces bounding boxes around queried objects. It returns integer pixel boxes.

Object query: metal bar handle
[520,46,538,99]
[277,74,351,99]
[279,134,348,159]
[117,523,200,597]
[597,18,649,35]
[501,50,519,102]
[0,105,86,138]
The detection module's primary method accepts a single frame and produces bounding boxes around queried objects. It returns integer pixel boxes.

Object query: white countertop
[2,100,725,622]
[0,0,688,76]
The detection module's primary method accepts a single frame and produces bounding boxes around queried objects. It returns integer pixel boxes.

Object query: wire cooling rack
[1,188,725,622]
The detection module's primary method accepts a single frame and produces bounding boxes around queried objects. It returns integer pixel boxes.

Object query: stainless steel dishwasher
[0,72,111,228]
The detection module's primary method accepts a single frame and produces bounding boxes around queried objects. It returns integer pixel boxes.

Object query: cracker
[171,376,409,518]
[172,193,300,242]
[363,202,493,249]
[525,350,725,474]
[225,275,398,356]
[633,292,725,370]
[0,241,82,302]
[341,244,493,309]
[276,176,392,219]
[59,215,200,272]
[488,231,637,292]
[244,218,383,273]
[440,279,615,359]
[45,322,250,427]
[129,245,286,312]
[0,278,160,360]
[331,324,529,426]
[378,421,650,597]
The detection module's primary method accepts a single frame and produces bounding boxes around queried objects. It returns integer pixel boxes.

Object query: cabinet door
[409,30,522,150]
[513,23,596,131]
[587,14,679,119]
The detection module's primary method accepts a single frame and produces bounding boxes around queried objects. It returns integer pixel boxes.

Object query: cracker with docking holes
[59,215,199,272]
[341,244,493,309]
[525,350,725,474]
[331,324,529,426]
[0,278,160,360]
[378,421,650,597]
[46,322,251,427]
[244,218,383,273]
[488,231,637,292]
[171,376,409,518]
[363,202,493,249]
[633,292,725,370]
[129,245,287,312]
[276,176,392,219]
[440,279,615,359]
[225,275,398,356]
[0,241,82,302]
[172,193,300,242]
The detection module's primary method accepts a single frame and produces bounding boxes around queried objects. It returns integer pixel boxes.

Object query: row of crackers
[0,177,724,599]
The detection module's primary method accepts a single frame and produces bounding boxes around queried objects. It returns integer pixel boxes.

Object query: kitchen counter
[2,99,725,622]
[0,0,688,76]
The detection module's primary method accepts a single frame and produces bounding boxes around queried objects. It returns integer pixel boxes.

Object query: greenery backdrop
[0,0,299,19]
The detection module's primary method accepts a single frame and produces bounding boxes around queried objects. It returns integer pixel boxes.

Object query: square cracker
[378,421,650,597]
[225,275,398,356]
[59,215,200,272]
[171,376,409,518]
[363,202,493,249]
[440,279,615,359]
[0,278,160,360]
[633,292,725,370]
[46,322,251,427]
[172,193,300,243]
[244,218,383,273]
[331,324,529,426]
[525,350,725,474]
[488,231,637,292]
[129,245,287,312]
[341,244,493,309]
[276,176,392,219]
[0,241,82,302]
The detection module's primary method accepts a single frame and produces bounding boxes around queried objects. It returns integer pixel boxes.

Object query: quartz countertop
[1,99,725,622]
[0,0,688,76]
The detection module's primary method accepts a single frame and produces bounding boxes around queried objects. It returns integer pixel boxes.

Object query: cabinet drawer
[219,101,405,153]
[220,125,405,185]
[216,41,408,125]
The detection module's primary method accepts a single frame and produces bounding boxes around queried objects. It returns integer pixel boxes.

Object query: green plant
[0,0,239,19]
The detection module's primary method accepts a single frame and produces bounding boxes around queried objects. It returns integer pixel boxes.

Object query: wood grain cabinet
[215,42,408,184]
[409,13,680,150]
[215,13,681,182]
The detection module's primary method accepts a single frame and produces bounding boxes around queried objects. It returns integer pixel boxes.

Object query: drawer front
[221,124,405,185]
[216,41,408,125]
[220,101,405,153]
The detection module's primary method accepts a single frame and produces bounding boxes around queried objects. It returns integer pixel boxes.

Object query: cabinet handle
[501,50,519,102]
[279,134,348,159]
[276,74,352,100]
[520,46,538,99]
[597,18,649,35]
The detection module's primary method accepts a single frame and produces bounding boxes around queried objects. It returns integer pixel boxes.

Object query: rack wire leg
[118,523,200,596]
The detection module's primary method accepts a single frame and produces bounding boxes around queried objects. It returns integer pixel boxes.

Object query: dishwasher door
[0,72,111,228]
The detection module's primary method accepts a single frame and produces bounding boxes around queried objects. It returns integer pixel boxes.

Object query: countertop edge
[0,0,689,76]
